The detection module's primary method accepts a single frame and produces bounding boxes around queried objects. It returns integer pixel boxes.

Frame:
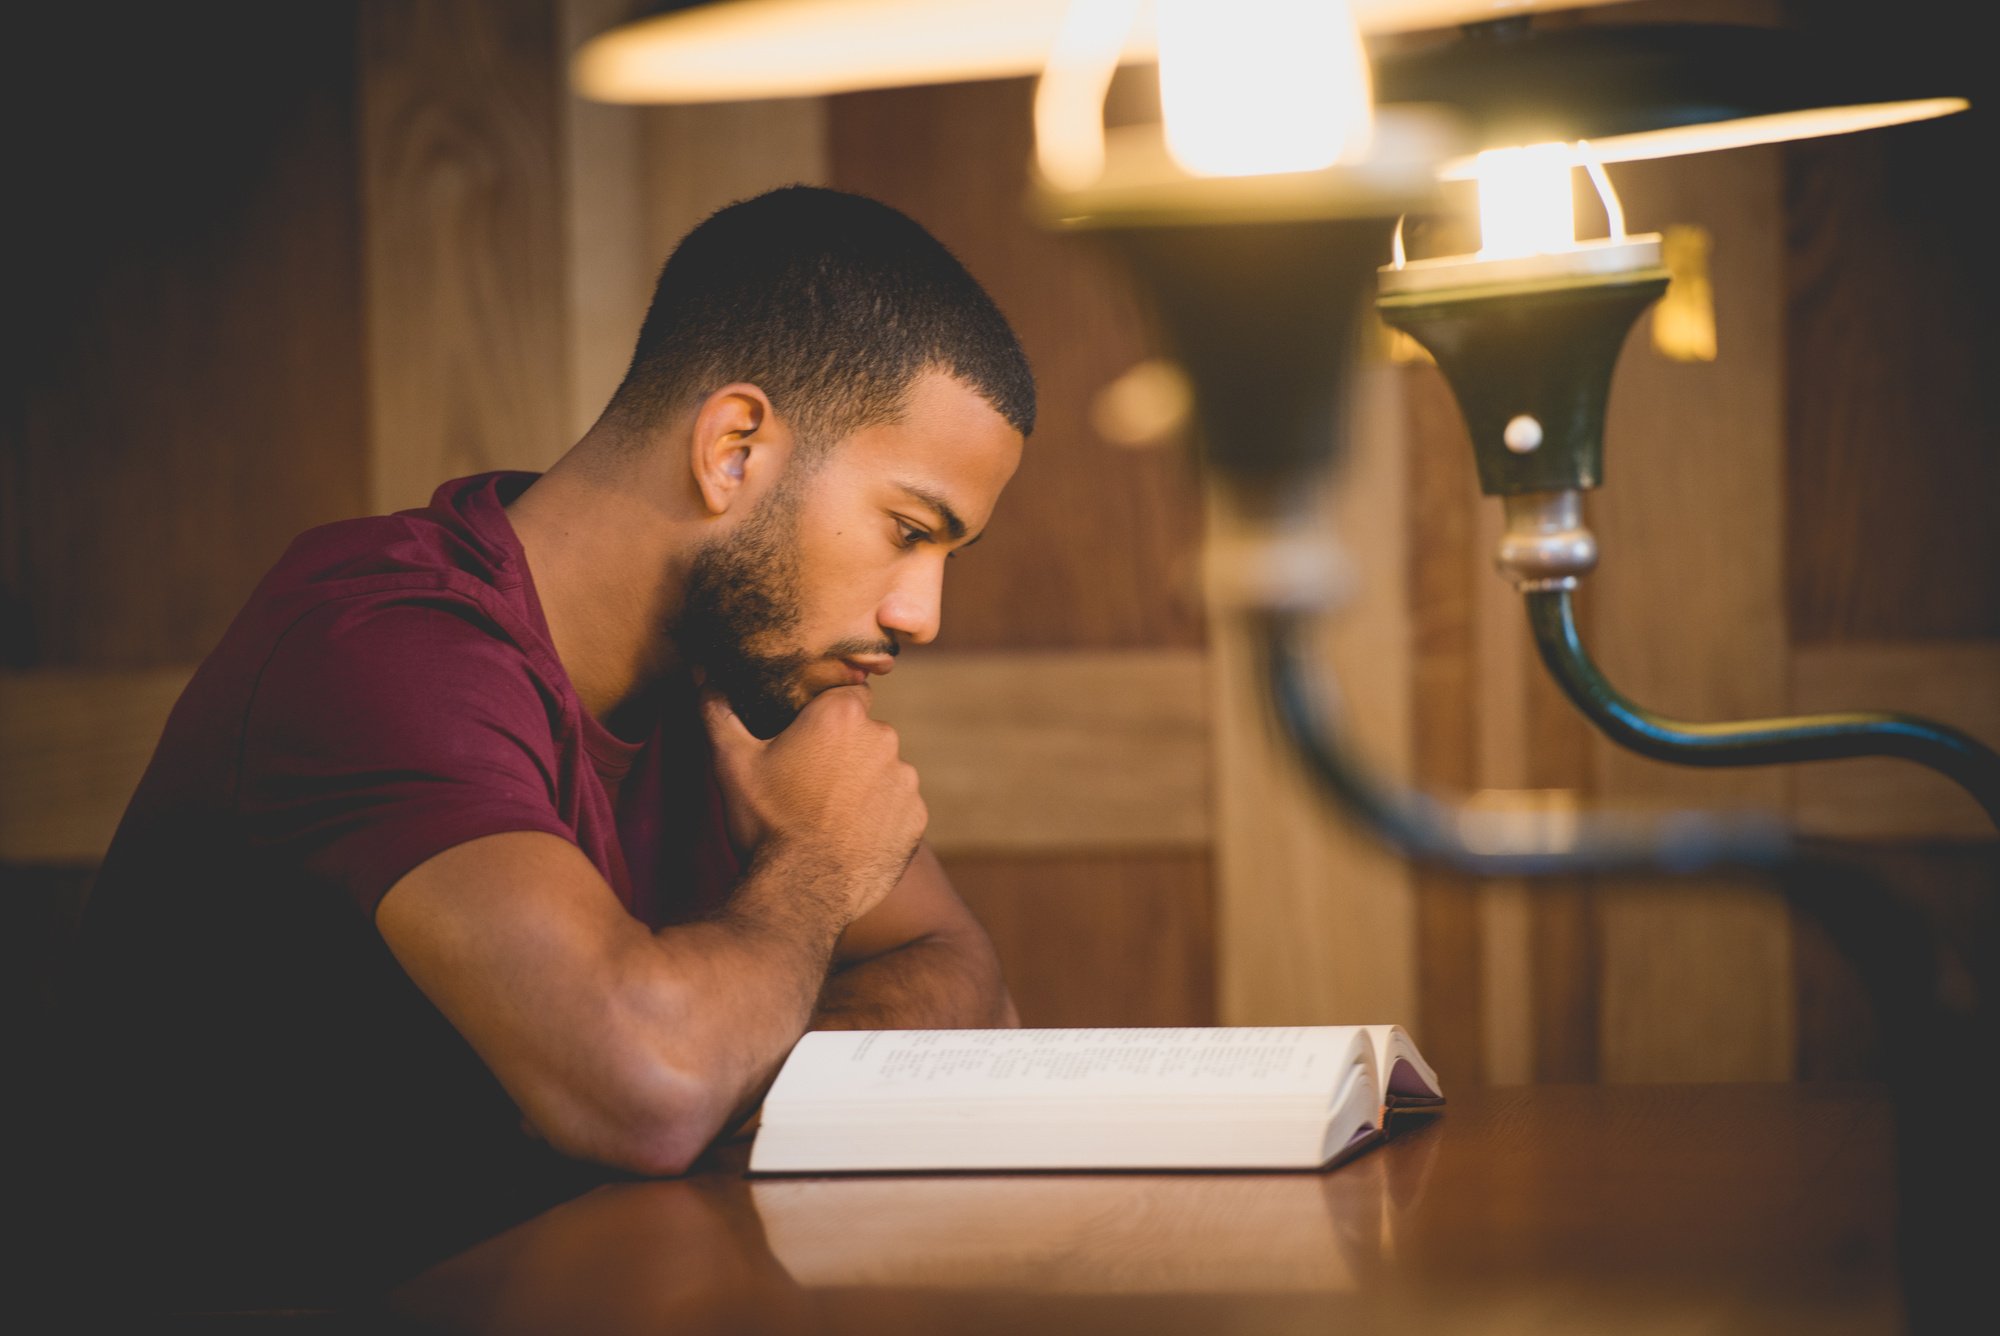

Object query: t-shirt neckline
[437,471,651,779]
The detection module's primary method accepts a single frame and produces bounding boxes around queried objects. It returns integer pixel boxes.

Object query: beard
[674,480,815,739]
[673,478,898,740]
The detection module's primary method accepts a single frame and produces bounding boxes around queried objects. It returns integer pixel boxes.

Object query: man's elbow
[531,1057,734,1178]
[598,1125,711,1180]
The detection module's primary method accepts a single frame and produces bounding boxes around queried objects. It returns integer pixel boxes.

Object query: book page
[766,1027,1368,1107]
[1362,1024,1445,1105]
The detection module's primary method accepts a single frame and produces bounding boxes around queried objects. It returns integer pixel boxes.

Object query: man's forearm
[712,923,1016,1146]
[379,830,868,1177]
[628,840,869,1156]
[811,927,1018,1031]
[648,846,1016,1156]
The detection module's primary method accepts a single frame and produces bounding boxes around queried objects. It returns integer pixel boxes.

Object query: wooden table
[383,1084,1904,1335]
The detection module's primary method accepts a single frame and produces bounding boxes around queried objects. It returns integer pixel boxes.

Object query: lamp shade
[571,0,1642,104]
[1373,22,1967,172]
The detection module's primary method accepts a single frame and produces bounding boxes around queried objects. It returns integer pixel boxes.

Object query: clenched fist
[700,685,926,924]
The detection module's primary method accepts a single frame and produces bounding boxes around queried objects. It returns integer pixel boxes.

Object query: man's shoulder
[244,476,544,659]
[273,499,519,606]
[176,477,562,742]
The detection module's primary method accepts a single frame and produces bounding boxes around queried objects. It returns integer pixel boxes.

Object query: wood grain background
[5,0,1993,1079]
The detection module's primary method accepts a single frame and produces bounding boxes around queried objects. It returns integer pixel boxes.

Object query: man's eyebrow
[894,482,970,543]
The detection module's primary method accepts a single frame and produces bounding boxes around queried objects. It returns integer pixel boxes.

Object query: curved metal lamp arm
[1259,610,1793,877]
[1264,603,1991,1331]
[1523,588,2000,830]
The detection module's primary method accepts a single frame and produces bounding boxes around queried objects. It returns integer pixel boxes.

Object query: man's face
[675,371,1023,737]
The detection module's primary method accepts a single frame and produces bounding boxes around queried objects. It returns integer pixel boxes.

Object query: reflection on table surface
[385,1085,1900,1336]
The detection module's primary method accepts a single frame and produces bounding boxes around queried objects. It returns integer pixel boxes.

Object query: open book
[748,1025,1442,1174]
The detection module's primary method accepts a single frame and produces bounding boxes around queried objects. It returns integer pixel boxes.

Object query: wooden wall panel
[360,0,573,514]
[638,101,830,265]
[559,0,654,440]
[1466,497,1535,1087]
[827,79,1205,654]
[0,669,192,865]
[949,854,1216,1028]
[1588,147,1795,1082]
[6,2,369,669]
[6,1,372,1109]
[1784,106,1999,643]
[1399,361,1486,1079]
[1210,364,1417,1036]
[871,651,1209,855]
[1775,2,2000,1079]
[1468,478,1604,1085]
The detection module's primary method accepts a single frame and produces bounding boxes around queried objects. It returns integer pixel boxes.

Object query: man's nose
[878,558,945,646]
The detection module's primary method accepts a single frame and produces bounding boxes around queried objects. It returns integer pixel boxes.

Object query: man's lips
[841,656,895,679]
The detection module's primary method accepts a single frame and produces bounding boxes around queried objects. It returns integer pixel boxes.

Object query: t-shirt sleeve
[237,591,578,916]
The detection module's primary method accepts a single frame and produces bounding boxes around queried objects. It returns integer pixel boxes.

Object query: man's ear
[689,383,789,516]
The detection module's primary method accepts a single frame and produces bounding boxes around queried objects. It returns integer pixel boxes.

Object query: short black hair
[605,185,1035,449]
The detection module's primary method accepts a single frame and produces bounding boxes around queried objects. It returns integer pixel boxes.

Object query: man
[58,185,1034,1306]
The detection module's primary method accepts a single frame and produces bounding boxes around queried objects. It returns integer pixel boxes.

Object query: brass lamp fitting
[1497,489,1598,591]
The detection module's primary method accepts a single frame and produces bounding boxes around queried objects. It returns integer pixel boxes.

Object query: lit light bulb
[1474,142,1577,258]
[1157,0,1372,178]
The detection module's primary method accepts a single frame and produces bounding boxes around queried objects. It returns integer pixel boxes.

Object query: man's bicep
[242,596,569,915]
[831,841,984,966]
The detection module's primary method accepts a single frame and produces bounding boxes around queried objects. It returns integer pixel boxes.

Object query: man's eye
[897,522,930,548]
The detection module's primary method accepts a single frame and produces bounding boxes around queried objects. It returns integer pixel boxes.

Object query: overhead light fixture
[570,0,1641,105]
[1373,20,1968,173]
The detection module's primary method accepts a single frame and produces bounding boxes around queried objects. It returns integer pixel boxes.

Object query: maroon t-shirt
[225,469,741,924]
[67,472,740,1303]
